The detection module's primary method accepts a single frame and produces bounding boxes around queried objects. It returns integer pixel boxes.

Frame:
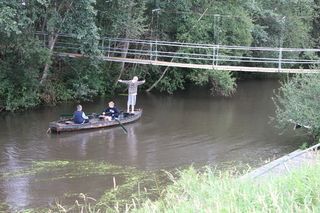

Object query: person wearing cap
[118,76,145,113]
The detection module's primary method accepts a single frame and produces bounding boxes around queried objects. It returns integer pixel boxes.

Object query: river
[0,79,305,210]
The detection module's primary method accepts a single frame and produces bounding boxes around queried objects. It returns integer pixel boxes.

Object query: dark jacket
[104,107,120,118]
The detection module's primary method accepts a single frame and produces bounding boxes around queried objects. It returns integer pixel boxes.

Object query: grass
[135,164,320,213]
[48,162,320,212]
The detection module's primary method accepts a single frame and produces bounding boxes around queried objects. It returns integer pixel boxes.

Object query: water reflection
[126,125,138,163]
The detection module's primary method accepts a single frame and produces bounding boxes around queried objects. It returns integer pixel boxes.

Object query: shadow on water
[0,79,307,210]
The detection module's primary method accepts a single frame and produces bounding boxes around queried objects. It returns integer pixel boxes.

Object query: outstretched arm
[137,80,145,85]
[118,79,131,84]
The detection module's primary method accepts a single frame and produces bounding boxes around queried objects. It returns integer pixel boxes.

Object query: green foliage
[147,0,252,96]
[273,73,320,140]
[188,70,236,96]
[96,0,147,38]
[209,70,237,96]
[299,142,309,149]
[0,0,102,110]
[1,160,121,179]
[0,36,50,110]
[61,58,105,101]
[40,57,106,104]
[0,1,32,36]
[136,164,320,212]
[156,69,185,94]
[248,0,314,48]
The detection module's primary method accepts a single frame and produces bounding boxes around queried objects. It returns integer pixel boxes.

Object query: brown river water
[0,80,305,210]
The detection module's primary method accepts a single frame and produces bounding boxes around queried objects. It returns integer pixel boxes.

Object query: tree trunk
[114,41,130,86]
[40,33,58,86]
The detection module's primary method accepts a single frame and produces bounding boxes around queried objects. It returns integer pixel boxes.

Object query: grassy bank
[15,161,320,212]
[134,164,320,212]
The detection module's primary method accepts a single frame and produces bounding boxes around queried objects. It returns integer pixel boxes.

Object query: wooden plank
[57,53,320,74]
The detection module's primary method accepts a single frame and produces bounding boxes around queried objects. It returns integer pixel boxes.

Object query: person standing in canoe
[118,76,145,113]
[73,105,89,124]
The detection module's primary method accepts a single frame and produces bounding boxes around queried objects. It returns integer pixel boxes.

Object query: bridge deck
[59,53,320,73]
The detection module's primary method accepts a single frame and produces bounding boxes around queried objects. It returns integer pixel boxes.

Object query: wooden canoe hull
[49,110,142,133]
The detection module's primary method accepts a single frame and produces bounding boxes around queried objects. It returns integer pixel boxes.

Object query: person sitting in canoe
[118,76,145,113]
[73,104,89,124]
[100,101,120,121]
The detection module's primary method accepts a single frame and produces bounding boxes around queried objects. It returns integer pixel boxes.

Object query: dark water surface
[0,80,305,210]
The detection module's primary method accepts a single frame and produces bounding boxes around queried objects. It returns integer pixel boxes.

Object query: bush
[0,36,49,111]
[273,73,320,141]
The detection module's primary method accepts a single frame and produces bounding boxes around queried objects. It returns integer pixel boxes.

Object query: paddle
[114,118,128,134]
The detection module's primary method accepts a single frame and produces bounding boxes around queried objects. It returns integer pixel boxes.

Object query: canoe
[49,110,142,133]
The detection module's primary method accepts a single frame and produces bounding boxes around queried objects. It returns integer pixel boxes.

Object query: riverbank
[46,161,320,212]
[135,163,320,212]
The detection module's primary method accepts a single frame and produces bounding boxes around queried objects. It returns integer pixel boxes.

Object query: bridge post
[215,45,220,66]
[43,33,46,47]
[155,40,158,61]
[212,46,216,69]
[101,38,105,55]
[278,48,283,72]
[107,39,111,57]
[150,42,153,60]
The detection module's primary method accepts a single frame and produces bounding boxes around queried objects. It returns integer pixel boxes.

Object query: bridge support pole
[108,39,111,57]
[150,43,153,60]
[212,46,216,69]
[278,48,283,72]
[101,38,105,55]
[215,45,219,66]
[155,40,158,61]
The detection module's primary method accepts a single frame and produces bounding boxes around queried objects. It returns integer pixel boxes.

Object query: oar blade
[115,119,128,134]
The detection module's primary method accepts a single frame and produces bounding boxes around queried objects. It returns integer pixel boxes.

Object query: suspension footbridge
[39,33,320,73]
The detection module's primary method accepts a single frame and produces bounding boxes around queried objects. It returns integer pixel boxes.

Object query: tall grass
[135,164,320,212]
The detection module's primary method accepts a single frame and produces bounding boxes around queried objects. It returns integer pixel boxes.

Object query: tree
[0,1,50,110]
[273,73,320,142]
[0,36,50,110]
[35,0,100,85]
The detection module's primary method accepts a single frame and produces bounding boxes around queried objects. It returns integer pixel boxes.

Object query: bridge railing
[36,33,320,71]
